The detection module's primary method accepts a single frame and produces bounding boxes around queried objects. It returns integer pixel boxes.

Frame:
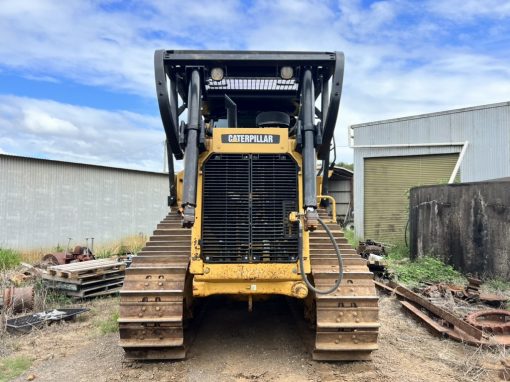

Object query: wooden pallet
[43,273,125,292]
[47,260,126,279]
[44,260,126,298]
[65,280,124,298]
[42,270,125,285]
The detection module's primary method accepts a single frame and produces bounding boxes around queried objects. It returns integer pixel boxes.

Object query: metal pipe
[169,72,179,129]
[163,140,167,173]
[167,73,178,206]
[225,95,237,128]
[302,69,317,209]
[166,140,176,205]
[181,69,201,227]
[320,75,330,207]
[321,75,330,122]
[320,156,330,207]
[448,141,469,183]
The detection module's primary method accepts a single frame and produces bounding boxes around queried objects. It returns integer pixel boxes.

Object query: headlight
[280,66,294,80]
[210,67,224,81]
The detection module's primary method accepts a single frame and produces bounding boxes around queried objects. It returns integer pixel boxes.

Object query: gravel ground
[1,295,506,382]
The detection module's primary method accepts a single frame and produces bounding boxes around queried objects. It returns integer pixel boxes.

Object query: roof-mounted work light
[280,66,294,80]
[210,67,224,81]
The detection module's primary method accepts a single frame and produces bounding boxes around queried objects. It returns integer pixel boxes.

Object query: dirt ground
[1,294,507,382]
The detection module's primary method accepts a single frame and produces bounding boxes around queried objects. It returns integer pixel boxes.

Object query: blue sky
[1,0,509,171]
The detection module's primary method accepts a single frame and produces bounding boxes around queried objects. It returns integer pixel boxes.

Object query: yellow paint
[193,279,308,298]
[317,195,337,223]
[175,127,313,296]
[195,263,302,281]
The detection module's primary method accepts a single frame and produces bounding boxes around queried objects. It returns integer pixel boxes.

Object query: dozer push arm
[317,52,344,160]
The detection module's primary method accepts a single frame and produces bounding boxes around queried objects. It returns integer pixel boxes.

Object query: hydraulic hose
[297,216,344,294]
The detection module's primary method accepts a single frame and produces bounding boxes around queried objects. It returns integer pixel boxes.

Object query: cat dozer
[118,50,379,361]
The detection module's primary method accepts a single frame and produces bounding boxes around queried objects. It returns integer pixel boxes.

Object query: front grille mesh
[201,154,299,263]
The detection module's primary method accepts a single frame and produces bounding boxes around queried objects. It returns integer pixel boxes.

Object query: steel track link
[118,210,191,360]
[309,209,380,361]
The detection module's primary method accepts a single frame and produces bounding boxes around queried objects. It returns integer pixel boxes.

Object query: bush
[0,248,21,270]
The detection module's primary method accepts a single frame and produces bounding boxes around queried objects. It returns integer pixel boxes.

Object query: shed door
[364,154,459,243]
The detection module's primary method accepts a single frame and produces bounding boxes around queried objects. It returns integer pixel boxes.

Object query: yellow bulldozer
[118,50,379,361]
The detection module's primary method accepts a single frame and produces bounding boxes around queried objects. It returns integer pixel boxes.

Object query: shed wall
[0,155,169,250]
[328,179,351,220]
[353,102,510,238]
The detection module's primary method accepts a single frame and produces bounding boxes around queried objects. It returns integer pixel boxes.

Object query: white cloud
[0,0,509,166]
[427,0,510,21]
[0,95,173,172]
[23,109,79,135]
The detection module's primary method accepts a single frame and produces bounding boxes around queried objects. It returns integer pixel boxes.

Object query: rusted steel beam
[375,280,484,340]
[390,282,483,340]
[375,280,510,347]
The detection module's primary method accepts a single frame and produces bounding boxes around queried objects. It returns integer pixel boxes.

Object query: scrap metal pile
[1,240,131,334]
[375,280,510,347]
[355,238,510,349]
[5,308,89,333]
[357,239,388,277]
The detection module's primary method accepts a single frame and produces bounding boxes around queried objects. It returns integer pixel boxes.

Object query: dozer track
[309,208,379,361]
[119,209,191,360]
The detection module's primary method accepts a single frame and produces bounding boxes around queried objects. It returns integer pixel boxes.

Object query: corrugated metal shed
[352,101,510,239]
[0,154,169,250]
[328,166,353,222]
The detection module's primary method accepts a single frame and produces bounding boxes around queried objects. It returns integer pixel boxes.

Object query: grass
[0,248,21,270]
[98,310,119,334]
[485,278,510,293]
[376,241,466,287]
[94,234,146,259]
[0,234,148,266]
[343,229,359,248]
[0,356,32,382]
[34,280,73,310]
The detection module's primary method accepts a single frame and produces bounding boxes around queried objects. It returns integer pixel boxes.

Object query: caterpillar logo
[221,134,280,144]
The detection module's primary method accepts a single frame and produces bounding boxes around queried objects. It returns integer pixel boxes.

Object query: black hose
[297,216,344,294]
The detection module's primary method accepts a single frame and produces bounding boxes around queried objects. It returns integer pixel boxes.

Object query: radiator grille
[201,153,299,263]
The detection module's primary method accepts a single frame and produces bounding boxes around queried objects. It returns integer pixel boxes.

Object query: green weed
[485,278,510,293]
[53,244,65,252]
[0,248,21,270]
[384,242,465,286]
[0,356,32,382]
[99,310,119,334]
[94,249,115,259]
[343,229,358,248]
[33,279,73,310]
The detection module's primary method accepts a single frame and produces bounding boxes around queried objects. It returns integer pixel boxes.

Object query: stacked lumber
[42,259,126,298]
